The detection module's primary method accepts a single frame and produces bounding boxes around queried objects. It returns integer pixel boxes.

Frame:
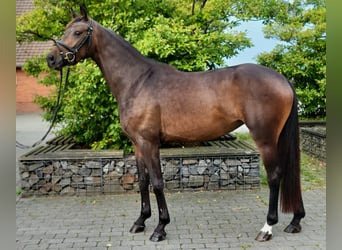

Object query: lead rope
[16,66,70,149]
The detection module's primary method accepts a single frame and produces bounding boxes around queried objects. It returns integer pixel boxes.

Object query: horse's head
[47,5,94,70]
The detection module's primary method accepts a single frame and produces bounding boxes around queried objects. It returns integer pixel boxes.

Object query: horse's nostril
[47,54,55,62]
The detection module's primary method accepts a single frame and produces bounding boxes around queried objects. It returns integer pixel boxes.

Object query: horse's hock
[18,135,261,196]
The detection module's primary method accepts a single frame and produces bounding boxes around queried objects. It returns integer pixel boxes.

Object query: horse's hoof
[284,223,302,233]
[255,231,272,242]
[129,223,145,233]
[149,231,166,242]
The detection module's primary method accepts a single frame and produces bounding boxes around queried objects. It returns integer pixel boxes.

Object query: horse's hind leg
[251,133,281,241]
[252,131,305,241]
[284,198,305,233]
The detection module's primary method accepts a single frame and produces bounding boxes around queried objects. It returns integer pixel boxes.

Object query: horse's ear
[79,4,88,21]
[71,9,78,18]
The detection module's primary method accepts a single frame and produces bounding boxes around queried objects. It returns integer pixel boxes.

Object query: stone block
[165,180,180,190]
[42,165,54,175]
[183,159,197,165]
[189,175,204,188]
[85,161,102,169]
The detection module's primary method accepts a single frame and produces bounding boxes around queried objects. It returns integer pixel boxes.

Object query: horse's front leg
[129,148,151,234]
[129,140,170,241]
[148,163,170,242]
[136,140,170,242]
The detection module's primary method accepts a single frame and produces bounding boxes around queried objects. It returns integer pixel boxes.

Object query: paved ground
[16,113,326,249]
[16,188,326,250]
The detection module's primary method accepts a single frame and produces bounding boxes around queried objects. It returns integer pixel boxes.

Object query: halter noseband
[55,19,93,64]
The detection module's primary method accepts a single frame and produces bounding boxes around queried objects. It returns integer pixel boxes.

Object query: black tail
[278,83,302,213]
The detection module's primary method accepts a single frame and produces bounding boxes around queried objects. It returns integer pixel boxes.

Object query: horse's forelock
[66,16,86,29]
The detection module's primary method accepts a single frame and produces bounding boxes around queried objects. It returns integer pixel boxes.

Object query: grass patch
[257,152,326,190]
[16,188,22,196]
[300,153,326,190]
[234,132,255,145]
[234,132,326,190]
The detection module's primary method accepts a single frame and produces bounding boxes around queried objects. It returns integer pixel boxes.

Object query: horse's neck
[91,23,151,102]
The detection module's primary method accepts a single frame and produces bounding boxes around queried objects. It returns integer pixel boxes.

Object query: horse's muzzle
[46,52,64,70]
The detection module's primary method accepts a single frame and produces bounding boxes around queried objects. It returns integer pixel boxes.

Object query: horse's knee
[151,179,164,194]
[138,177,149,190]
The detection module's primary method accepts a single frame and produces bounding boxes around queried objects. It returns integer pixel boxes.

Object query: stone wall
[18,122,326,196]
[300,126,326,162]
[19,147,260,196]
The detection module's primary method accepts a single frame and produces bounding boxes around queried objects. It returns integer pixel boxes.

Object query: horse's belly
[158,86,243,142]
[161,115,242,143]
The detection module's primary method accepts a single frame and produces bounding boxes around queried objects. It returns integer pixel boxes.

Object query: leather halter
[55,20,93,64]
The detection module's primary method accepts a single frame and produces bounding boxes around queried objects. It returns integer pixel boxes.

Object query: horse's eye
[74,31,82,36]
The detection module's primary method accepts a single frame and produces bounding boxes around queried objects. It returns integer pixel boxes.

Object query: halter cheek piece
[55,20,93,64]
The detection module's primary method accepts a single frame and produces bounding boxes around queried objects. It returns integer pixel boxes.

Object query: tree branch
[17,30,56,42]
[192,0,196,15]
[201,0,208,10]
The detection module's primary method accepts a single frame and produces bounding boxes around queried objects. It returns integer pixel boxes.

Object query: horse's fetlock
[267,215,278,225]
[160,216,170,225]
[165,218,171,225]
[142,210,151,219]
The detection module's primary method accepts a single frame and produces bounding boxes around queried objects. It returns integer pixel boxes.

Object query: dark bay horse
[47,5,305,242]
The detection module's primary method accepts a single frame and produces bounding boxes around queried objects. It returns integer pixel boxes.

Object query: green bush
[33,60,132,151]
[257,0,326,119]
